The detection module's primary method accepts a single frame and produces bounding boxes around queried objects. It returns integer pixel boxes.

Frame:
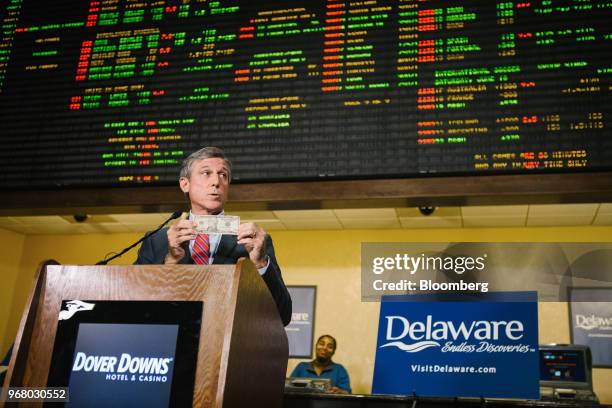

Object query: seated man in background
[291,334,351,394]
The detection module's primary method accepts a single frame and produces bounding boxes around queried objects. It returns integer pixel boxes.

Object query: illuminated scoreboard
[0,0,610,188]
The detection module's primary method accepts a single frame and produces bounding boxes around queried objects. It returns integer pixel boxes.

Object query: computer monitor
[539,344,593,390]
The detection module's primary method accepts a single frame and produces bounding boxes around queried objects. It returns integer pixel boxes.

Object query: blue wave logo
[380,341,441,353]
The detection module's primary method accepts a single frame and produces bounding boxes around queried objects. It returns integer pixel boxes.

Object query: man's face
[179,157,230,215]
[315,336,336,362]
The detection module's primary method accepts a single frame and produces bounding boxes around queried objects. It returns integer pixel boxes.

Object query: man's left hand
[237,222,269,269]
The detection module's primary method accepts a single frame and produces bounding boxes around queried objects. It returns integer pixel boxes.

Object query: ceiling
[0,203,610,235]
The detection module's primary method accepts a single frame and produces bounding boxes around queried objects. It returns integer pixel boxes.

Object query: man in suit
[135,147,292,326]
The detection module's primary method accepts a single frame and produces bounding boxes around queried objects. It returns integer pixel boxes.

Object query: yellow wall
[0,229,25,355]
[1,226,611,402]
[3,231,142,355]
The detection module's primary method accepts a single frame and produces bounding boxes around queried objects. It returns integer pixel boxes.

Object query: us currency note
[193,214,240,235]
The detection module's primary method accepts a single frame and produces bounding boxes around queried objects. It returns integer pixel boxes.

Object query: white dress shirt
[187,211,268,275]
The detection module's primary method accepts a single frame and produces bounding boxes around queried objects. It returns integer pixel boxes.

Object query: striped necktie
[192,233,210,265]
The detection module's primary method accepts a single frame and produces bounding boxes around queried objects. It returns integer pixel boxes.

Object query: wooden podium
[2,259,288,407]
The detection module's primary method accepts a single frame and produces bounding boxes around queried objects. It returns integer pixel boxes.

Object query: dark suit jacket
[135,228,292,326]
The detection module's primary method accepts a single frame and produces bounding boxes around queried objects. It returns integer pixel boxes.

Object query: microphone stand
[95,211,183,265]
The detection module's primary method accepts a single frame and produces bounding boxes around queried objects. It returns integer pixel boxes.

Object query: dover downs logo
[380,315,532,353]
[72,352,173,383]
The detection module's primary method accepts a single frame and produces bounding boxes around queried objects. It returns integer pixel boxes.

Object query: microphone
[96,211,183,265]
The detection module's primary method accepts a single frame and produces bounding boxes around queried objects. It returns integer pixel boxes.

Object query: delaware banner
[372,292,539,399]
[285,286,316,358]
[570,287,612,367]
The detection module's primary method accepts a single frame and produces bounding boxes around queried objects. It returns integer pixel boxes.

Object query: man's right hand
[164,219,197,264]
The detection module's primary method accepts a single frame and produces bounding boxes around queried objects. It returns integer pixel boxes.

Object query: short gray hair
[179,147,232,181]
